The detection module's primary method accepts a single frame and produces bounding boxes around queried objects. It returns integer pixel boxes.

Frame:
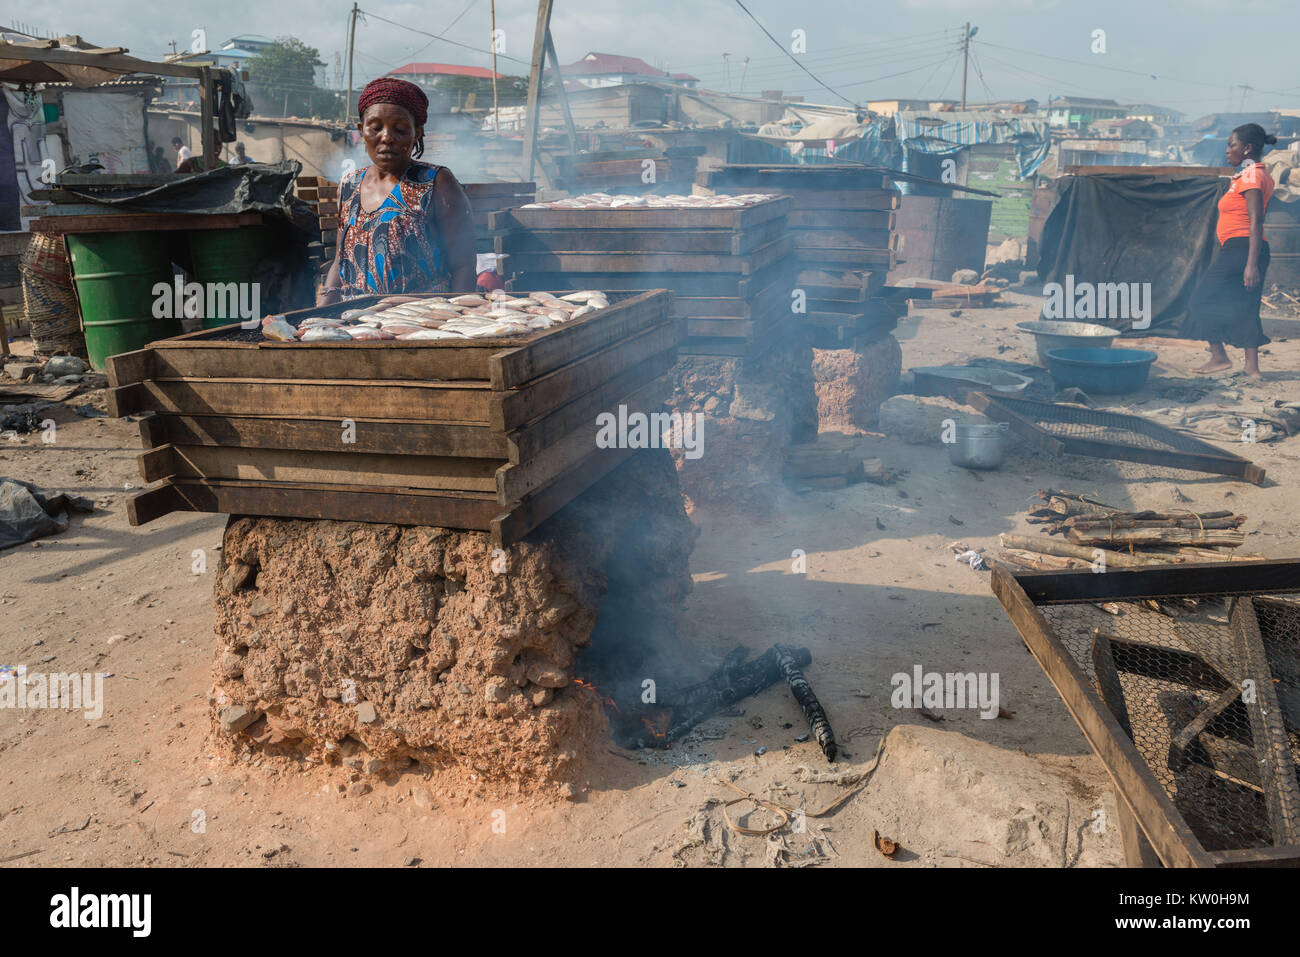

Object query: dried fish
[261,319,297,341]
[397,329,465,340]
[300,326,353,341]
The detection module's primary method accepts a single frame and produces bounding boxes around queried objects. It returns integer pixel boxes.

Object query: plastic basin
[1045,347,1157,395]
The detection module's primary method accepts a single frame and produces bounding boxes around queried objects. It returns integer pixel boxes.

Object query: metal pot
[947,421,1010,469]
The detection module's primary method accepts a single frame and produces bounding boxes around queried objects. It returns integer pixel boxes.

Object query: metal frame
[990,558,1300,868]
[970,391,1266,485]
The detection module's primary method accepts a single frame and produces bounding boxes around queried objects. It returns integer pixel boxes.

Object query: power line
[686,38,963,83]
[974,38,1300,101]
[668,27,962,72]
[731,0,854,105]
[836,55,960,91]
[359,7,530,67]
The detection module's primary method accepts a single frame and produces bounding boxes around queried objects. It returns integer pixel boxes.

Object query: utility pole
[722,53,731,94]
[739,56,749,95]
[490,0,500,135]
[1238,84,1253,111]
[345,2,359,124]
[960,21,970,110]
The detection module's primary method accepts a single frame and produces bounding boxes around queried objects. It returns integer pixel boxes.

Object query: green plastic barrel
[188,227,273,328]
[65,232,180,371]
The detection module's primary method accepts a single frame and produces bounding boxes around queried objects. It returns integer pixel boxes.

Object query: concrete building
[560,52,697,90]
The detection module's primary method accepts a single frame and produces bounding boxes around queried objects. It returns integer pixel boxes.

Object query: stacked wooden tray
[464,181,536,257]
[699,165,902,344]
[296,175,339,276]
[491,196,798,359]
[104,289,677,545]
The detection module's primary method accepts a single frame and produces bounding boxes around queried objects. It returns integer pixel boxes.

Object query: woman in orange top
[1183,123,1278,378]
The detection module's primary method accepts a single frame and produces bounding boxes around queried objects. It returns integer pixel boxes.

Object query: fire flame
[572,677,620,712]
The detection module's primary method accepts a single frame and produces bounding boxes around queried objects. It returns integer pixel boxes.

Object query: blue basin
[1045,347,1157,394]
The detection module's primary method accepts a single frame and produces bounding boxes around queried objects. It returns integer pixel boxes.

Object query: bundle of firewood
[996,489,1259,573]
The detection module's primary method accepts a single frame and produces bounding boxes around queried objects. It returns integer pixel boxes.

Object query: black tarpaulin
[1037,173,1229,335]
[62,160,318,231]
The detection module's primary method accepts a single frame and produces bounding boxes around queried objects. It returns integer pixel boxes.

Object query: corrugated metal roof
[389,62,503,79]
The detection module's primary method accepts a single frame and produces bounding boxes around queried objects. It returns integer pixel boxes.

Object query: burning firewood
[775,644,837,762]
[621,645,813,750]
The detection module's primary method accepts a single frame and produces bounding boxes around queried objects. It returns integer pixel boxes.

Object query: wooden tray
[490,196,791,231]
[112,290,681,543]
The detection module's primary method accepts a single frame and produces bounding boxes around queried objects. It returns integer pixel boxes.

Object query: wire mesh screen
[1040,592,1300,852]
[991,396,1222,455]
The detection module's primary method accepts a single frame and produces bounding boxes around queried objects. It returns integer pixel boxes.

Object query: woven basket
[20,233,86,358]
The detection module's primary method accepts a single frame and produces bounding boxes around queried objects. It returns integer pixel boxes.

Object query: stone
[198,776,212,787]
[877,394,987,445]
[347,781,372,798]
[248,596,273,618]
[531,687,554,708]
[219,651,244,678]
[355,701,379,724]
[484,682,510,703]
[54,375,82,385]
[43,355,86,377]
[4,362,40,380]
[729,382,778,422]
[219,705,258,735]
[951,268,979,285]
[218,562,254,594]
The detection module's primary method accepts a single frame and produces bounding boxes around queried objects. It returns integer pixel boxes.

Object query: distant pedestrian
[1183,123,1278,379]
[150,145,167,173]
[230,142,253,165]
[171,137,192,170]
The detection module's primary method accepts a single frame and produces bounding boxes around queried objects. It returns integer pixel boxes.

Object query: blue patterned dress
[336,162,452,295]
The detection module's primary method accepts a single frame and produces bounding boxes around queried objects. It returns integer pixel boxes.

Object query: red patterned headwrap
[358,77,428,126]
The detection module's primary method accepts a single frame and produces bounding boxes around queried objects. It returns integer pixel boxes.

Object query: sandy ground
[3,288,1299,868]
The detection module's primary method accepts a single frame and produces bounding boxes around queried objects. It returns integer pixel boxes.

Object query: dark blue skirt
[1182,237,1270,348]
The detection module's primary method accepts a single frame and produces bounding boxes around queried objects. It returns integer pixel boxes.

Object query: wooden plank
[31,212,263,234]
[516,263,795,298]
[1209,846,1300,867]
[498,218,784,255]
[125,481,184,526]
[1115,795,1164,868]
[1003,561,1300,605]
[492,197,792,231]
[1090,631,1134,739]
[787,209,895,230]
[144,340,502,382]
[759,188,899,211]
[129,378,494,424]
[147,479,501,530]
[108,382,147,417]
[703,169,893,190]
[791,226,895,249]
[493,321,678,431]
[990,565,1215,868]
[492,443,640,546]
[105,349,153,389]
[502,236,793,275]
[1230,597,1300,846]
[685,317,759,339]
[795,244,896,267]
[497,373,669,502]
[140,443,502,493]
[139,413,509,459]
[489,290,669,389]
[507,349,677,463]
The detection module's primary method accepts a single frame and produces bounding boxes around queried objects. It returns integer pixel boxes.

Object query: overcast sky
[13,0,1300,117]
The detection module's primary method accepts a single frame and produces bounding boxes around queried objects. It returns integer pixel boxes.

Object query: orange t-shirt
[1217,161,1274,245]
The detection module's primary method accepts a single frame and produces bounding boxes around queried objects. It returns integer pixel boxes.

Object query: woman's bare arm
[432,168,478,292]
[1244,188,1264,288]
[317,243,345,305]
